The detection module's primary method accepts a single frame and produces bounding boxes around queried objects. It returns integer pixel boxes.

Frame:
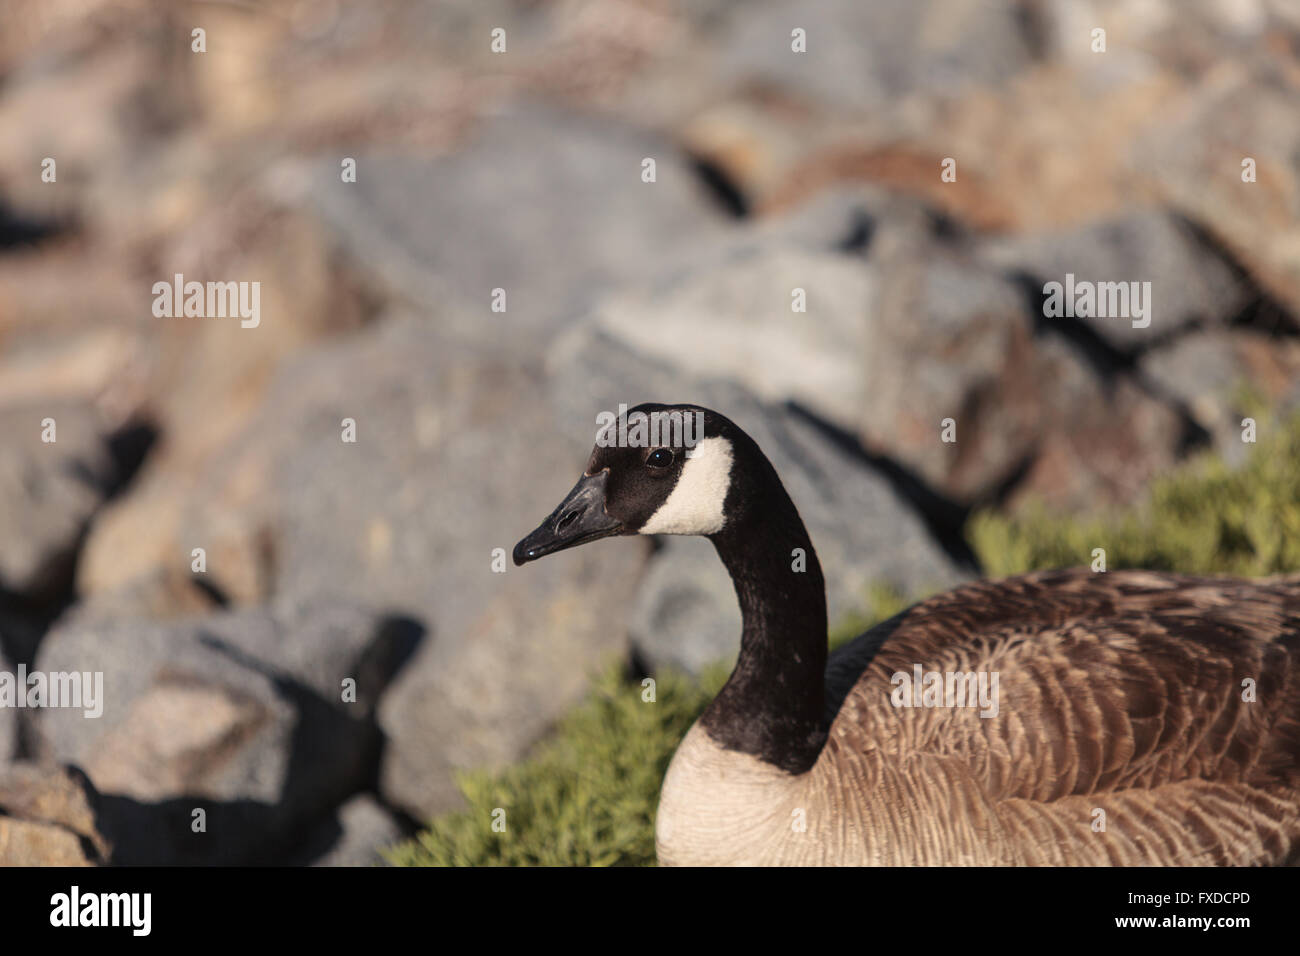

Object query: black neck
[700,450,829,774]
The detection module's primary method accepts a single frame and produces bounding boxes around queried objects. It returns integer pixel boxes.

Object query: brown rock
[80,681,268,804]
[0,817,94,866]
[0,763,108,864]
[1134,59,1300,317]
[860,243,1187,513]
[76,206,374,607]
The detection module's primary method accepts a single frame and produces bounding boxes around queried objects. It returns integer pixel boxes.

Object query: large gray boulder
[584,185,977,467]
[170,315,649,819]
[978,211,1253,352]
[589,240,873,436]
[304,102,737,349]
[33,598,412,864]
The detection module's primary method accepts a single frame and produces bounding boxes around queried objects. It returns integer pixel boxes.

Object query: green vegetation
[385,663,722,866]
[970,411,1300,578]
[390,411,1300,866]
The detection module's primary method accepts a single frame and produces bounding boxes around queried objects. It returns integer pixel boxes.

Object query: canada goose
[514,403,1300,865]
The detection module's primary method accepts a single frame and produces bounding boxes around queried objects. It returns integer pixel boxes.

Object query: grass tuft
[384,664,723,866]
[969,411,1300,578]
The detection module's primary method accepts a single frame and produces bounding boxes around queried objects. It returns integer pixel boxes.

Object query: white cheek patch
[640,437,734,535]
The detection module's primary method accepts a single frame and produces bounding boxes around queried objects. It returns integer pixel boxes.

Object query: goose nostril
[556,509,580,533]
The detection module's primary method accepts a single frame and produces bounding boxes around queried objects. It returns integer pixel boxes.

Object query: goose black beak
[513,470,624,565]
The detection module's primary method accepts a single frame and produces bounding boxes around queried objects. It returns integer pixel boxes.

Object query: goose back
[657,568,1300,865]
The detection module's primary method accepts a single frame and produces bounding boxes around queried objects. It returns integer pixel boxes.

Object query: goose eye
[647,448,674,469]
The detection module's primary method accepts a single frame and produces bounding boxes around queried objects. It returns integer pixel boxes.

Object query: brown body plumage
[658,568,1300,865]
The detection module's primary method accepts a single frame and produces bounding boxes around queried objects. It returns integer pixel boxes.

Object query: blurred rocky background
[2,0,1299,864]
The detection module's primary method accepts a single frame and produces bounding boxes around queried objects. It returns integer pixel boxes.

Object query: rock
[546,328,970,673]
[715,0,1035,113]
[306,794,402,867]
[891,61,1182,235]
[143,316,650,819]
[1133,59,1300,320]
[591,241,873,435]
[0,762,109,863]
[303,101,736,348]
[0,817,94,866]
[0,402,117,599]
[860,239,1191,511]
[978,211,1253,352]
[580,197,1205,516]
[52,567,223,627]
[999,350,1194,514]
[1141,329,1300,464]
[0,327,143,411]
[676,97,846,216]
[858,244,1054,503]
[585,187,963,441]
[0,6,199,235]
[32,598,413,864]
[74,202,380,604]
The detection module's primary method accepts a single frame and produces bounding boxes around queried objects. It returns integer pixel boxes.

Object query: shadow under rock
[687,155,751,220]
[1008,269,1216,457]
[88,615,425,865]
[783,400,982,575]
[0,200,68,251]
[1174,213,1300,337]
[0,420,161,680]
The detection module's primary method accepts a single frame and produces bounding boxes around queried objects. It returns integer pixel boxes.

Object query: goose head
[513,403,739,564]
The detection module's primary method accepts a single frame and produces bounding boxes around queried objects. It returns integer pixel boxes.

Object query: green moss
[390,410,1300,866]
[969,411,1300,579]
